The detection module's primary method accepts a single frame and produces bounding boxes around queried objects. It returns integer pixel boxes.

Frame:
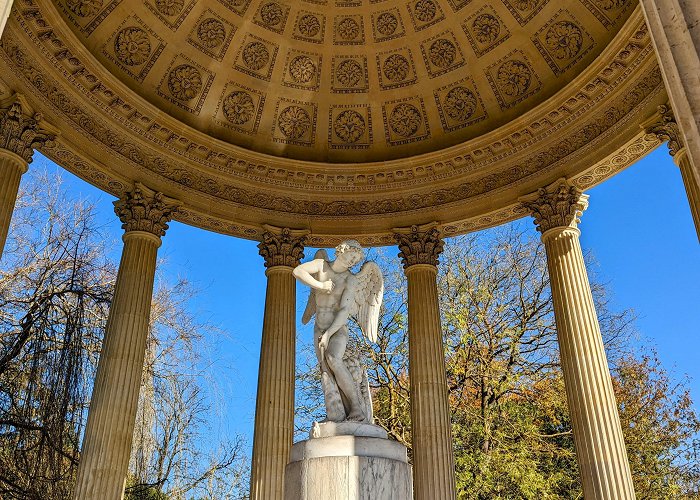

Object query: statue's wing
[348,261,384,343]
[301,249,329,325]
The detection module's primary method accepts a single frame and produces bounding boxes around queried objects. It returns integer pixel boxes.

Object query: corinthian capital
[0,94,58,164]
[520,178,589,234]
[113,183,181,237]
[258,225,308,268]
[394,224,444,269]
[644,104,683,157]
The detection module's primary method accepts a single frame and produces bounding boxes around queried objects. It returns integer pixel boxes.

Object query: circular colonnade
[0,0,698,499]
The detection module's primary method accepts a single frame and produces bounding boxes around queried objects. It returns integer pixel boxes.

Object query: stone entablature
[0,2,666,245]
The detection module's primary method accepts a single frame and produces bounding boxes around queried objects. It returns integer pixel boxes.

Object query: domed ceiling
[56,0,636,162]
[0,0,666,244]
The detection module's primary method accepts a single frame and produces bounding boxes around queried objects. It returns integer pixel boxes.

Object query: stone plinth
[284,429,412,500]
[309,421,388,439]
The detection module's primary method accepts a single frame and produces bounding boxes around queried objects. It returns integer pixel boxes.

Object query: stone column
[0,0,13,37]
[640,0,700,187]
[645,104,700,240]
[73,184,180,500]
[520,179,635,500]
[250,226,307,500]
[0,94,56,259]
[394,225,455,500]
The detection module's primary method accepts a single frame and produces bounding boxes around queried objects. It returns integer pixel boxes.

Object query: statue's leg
[315,325,345,421]
[313,325,328,373]
[325,326,364,421]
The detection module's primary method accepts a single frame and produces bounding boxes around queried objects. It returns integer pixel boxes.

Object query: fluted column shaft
[395,225,455,500]
[0,151,26,258]
[644,104,700,241]
[0,0,13,38]
[74,231,160,499]
[521,179,635,500]
[0,94,57,259]
[74,185,179,500]
[676,149,700,238]
[543,227,635,499]
[250,267,296,500]
[250,227,306,500]
[406,264,455,500]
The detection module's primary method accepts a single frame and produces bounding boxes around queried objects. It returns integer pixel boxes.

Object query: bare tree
[0,171,112,499]
[0,169,249,500]
[127,279,249,500]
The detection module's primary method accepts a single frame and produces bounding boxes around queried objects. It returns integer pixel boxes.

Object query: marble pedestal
[284,423,412,500]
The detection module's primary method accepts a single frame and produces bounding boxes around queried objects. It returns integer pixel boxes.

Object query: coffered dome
[54,0,639,162]
[0,0,665,244]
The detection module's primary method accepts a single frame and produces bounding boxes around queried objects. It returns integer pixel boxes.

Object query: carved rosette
[394,225,444,269]
[258,227,307,268]
[644,104,683,157]
[0,94,57,164]
[520,178,589,234]
[113,183,181,237]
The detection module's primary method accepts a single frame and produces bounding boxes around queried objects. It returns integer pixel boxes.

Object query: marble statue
[293,240,384,423]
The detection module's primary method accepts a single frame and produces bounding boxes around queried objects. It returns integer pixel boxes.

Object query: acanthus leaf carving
[0,94,58,164]
[519,178,589,234]
[113,183,181,237]
[258,226,308,268]
[644,104,683,157]
[394,224,444,269]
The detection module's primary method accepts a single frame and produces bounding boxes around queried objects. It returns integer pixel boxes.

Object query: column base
[284,427,412,500]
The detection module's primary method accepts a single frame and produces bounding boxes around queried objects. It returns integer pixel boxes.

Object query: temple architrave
[0,0,697,498]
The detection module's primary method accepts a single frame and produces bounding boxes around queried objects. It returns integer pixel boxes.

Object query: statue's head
[335,240,364,267]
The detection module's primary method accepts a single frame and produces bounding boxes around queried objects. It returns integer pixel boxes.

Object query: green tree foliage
[0,170,248,499]
[615,354,700,499]
[440,229,579,498]
[296,226,700,498]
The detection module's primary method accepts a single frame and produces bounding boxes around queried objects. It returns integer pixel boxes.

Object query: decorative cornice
[113,183,181,237]
[0,3,664,245]
[8,0,644,166]
[643,104,683,156]
[519,178,589,234]
[0,93,58,164]
[258,225,308,268]
[394,224,444,269]
[0,9,659,195]
[571,131,660,190]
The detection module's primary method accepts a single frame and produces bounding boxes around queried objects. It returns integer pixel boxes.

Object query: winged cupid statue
[293,240,384,423]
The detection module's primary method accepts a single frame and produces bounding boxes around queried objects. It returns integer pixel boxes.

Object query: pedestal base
[284,435,412,500]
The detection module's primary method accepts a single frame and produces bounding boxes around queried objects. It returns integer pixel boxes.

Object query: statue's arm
[293,259,332,292]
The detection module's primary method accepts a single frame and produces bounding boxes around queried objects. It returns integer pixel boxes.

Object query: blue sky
[27,145,700,450]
